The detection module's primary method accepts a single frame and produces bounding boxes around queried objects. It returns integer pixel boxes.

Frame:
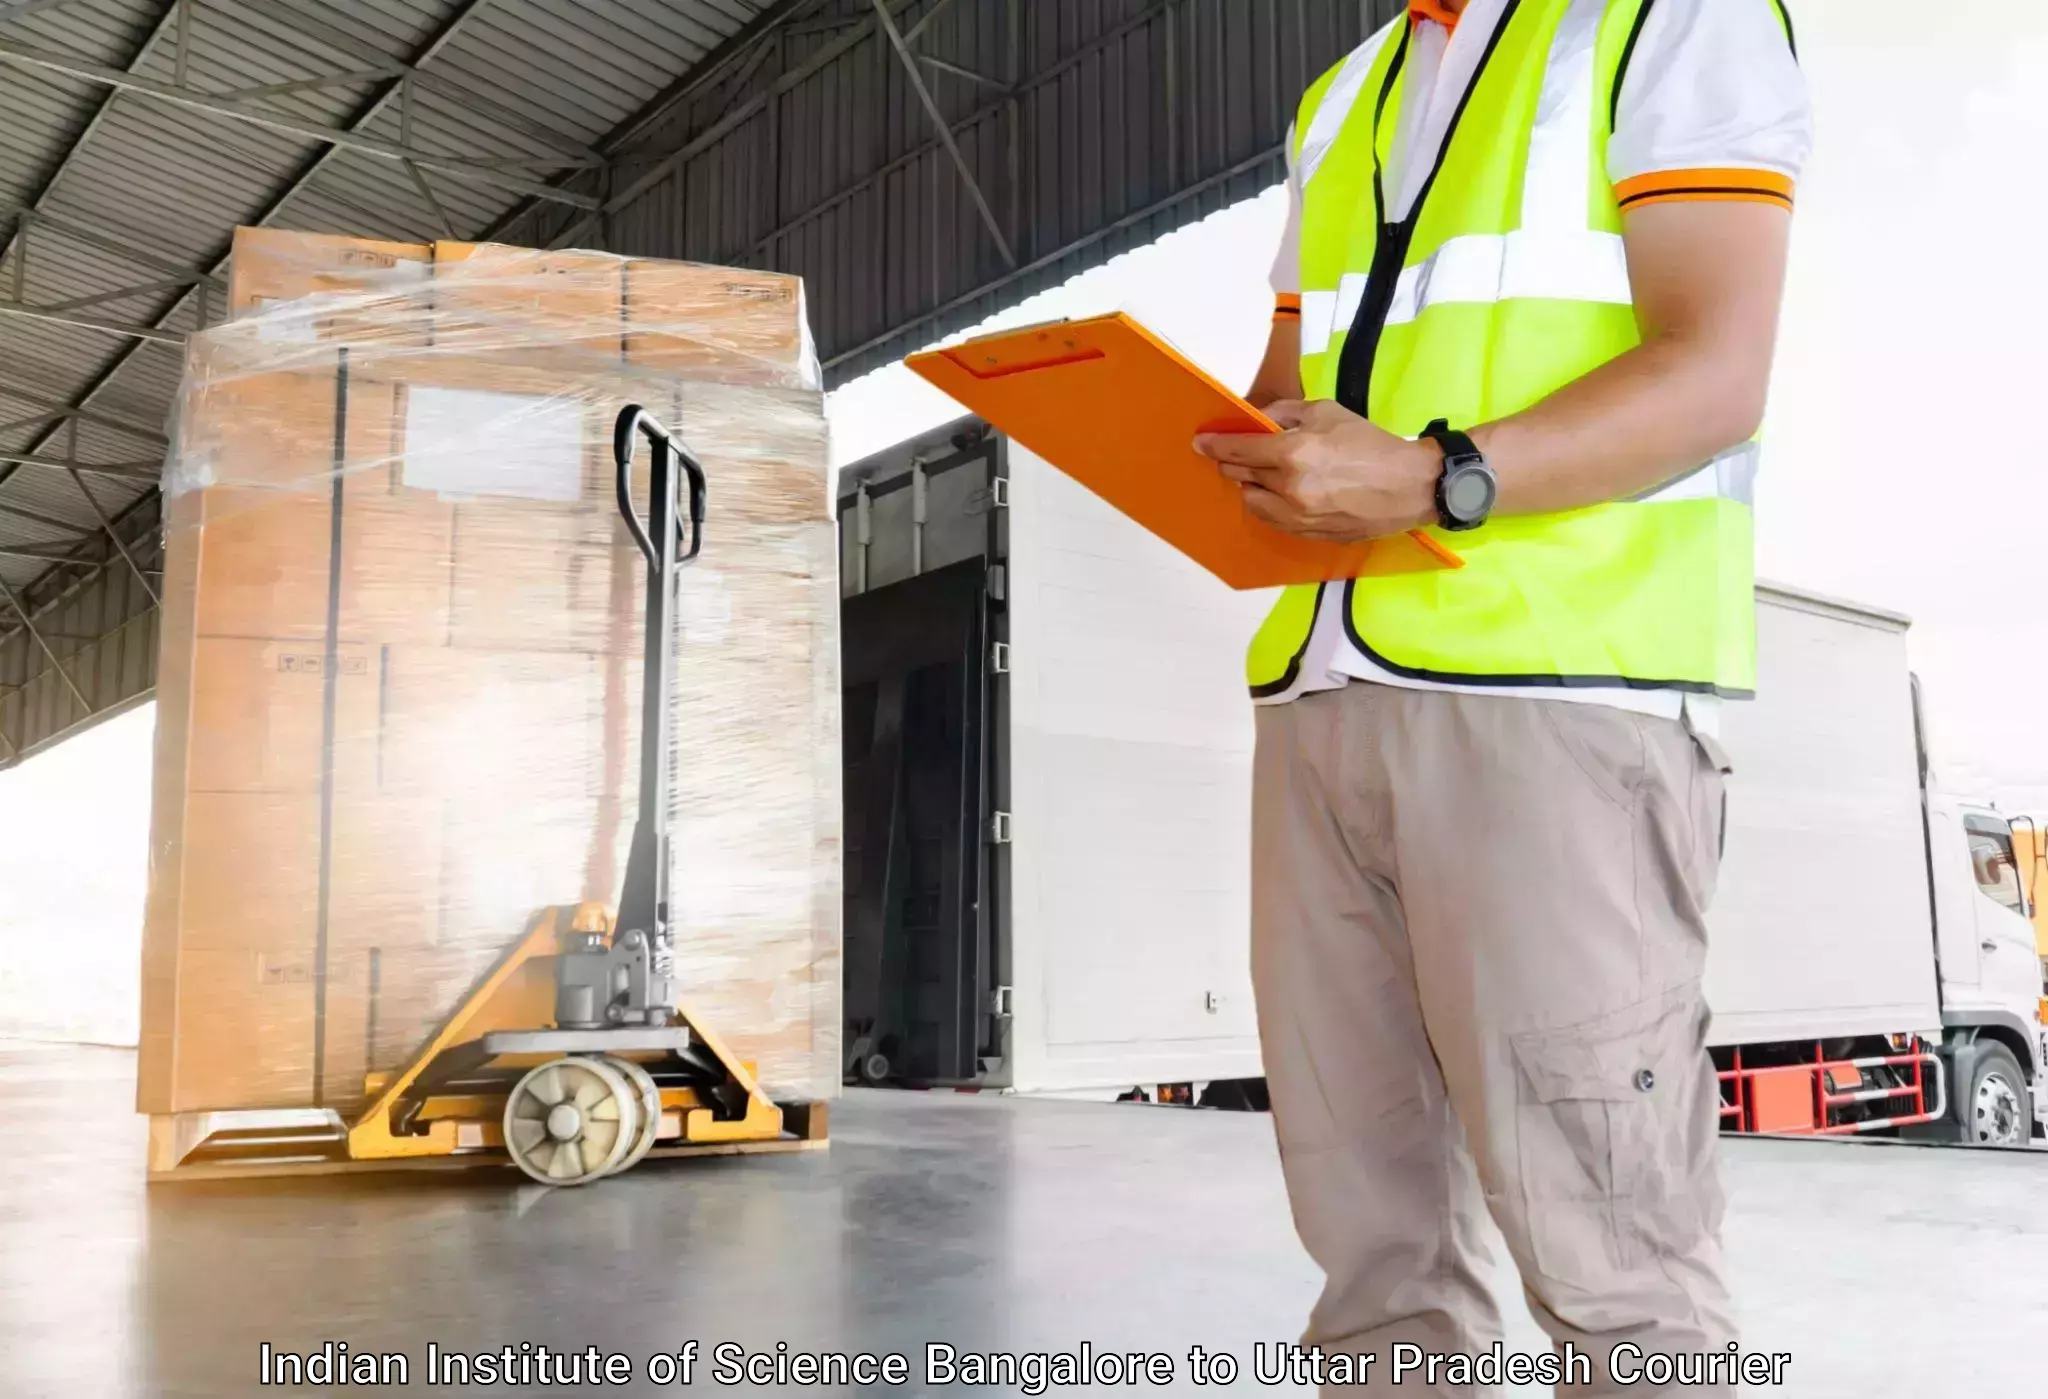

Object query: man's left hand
[1193,400,1443,542]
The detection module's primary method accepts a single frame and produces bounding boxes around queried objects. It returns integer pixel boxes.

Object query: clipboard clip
[942,332,1106,380]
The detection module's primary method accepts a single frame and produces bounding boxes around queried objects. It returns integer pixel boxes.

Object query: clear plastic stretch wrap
[138,229,841,1116]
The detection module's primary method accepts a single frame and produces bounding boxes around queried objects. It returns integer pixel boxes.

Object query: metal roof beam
[0,502,96,538]
[0,574,90,711]
[0,448,159,482]
[479,0,829,247]
[0,205,229,289]
[873,0,1014,266]
[0,37,602,209]
[0,296,184,344]
[210,65,407,103]
[744,0,1170,265]
[0,2,181,304]
[33,276,196,314]
[541,0,917,251]
[901,0,967,47]
[0,487,161,645]
[0,385,166,444]
[597,0,827,160]
[0,0,94,25]
[63,450,158,604]
[255,2,601,163]
[0,542,96,565]
[917,52,1003,89]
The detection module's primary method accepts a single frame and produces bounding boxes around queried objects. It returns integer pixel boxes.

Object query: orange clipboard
[904,312,1463,590]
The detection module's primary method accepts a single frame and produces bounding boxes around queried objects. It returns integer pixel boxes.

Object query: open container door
[838,427,1005,1086]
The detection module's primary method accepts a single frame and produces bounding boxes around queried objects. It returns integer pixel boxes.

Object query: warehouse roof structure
[0,0,1393,767]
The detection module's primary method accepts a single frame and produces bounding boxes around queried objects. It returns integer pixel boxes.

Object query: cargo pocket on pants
[1509,991,1706,1283]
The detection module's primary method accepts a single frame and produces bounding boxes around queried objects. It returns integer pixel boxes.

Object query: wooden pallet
[147,1101,829,1184]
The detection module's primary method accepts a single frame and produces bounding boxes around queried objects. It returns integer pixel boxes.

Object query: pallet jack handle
[613,404,707,568]
[598,405,709,1019]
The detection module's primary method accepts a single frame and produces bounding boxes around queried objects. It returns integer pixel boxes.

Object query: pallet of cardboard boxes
[138,229,840,1176]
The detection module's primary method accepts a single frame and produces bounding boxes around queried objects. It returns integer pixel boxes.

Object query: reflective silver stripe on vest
[1383,228,1629,326]
[1635,442,1760,506]
[1298,17,1402,190]
[1301,272,1367,356]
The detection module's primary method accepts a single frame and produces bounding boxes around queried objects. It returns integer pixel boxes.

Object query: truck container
[839,419,2045,1143]
[838,419,1268,1096]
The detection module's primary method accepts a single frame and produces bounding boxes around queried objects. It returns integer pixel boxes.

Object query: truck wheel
[1962,1044,2029,1148]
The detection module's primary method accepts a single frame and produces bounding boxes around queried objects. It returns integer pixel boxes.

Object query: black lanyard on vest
[1331,0,1524,418]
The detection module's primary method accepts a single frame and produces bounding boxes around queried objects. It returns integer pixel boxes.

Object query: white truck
[837,420,2046,1143]
[1707,589,2044,1146]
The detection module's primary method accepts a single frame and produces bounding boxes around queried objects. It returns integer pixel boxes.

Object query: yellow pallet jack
[150,407,804,1184]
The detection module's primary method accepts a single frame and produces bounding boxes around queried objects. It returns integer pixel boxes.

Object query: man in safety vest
[1194,0,1809,1393]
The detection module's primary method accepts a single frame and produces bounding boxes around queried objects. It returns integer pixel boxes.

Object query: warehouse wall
[0,492,162,767]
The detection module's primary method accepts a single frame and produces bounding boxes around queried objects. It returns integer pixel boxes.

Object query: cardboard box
[226,228,434,347]
[229,229,435,313]
[447,501,625,654]
[623,260,813,384]
[432,243,626,370]
[186,637,377,794]
[373,646,614,800]
[169,790,321,957]
[151,948,322,1112]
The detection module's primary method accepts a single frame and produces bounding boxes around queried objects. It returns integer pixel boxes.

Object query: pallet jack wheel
[605,1056,663,1176]
[858,1052,891,1085]
[503,1056,641,1186]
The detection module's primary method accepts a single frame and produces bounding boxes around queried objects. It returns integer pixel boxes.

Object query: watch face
[1444,466,1495,522]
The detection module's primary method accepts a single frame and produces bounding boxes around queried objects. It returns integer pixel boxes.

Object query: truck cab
[1924,797,2048,1143]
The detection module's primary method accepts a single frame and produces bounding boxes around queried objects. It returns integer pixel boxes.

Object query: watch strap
[1421,418,1481,465]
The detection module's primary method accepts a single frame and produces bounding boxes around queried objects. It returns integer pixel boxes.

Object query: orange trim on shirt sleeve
[1273,292,1302,320]
[1615,167,1795,212]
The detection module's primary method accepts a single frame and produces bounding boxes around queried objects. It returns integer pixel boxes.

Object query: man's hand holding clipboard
[904,312,1462,591]
[1193,398,1450,546]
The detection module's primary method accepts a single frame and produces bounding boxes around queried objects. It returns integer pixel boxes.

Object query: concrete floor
[3,1040,2044,1397]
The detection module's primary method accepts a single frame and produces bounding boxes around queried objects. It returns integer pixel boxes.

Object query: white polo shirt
[1263,0,1814,731]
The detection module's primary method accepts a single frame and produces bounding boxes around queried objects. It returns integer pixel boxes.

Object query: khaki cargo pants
[1251,683,1735,1397]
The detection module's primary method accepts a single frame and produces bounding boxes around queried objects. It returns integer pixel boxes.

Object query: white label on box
[401,386,586,502]
[251,294,324,344]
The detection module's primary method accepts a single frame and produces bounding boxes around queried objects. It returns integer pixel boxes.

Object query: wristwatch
[1421,418,1497,532]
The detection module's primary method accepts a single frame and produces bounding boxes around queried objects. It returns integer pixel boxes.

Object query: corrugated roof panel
[0,314,122,395]
[0,65,110,209]
[70,345,183,431]
[0,467,107,527]
[124,1,392,131]
[49,101,314,271]
[1,0,160,56]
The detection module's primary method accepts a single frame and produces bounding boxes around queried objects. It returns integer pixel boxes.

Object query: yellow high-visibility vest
[1248,0,1777,699]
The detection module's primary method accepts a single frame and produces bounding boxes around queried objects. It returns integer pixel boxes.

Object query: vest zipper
[1333,217,1414,417]
[1331,0,1523,419]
